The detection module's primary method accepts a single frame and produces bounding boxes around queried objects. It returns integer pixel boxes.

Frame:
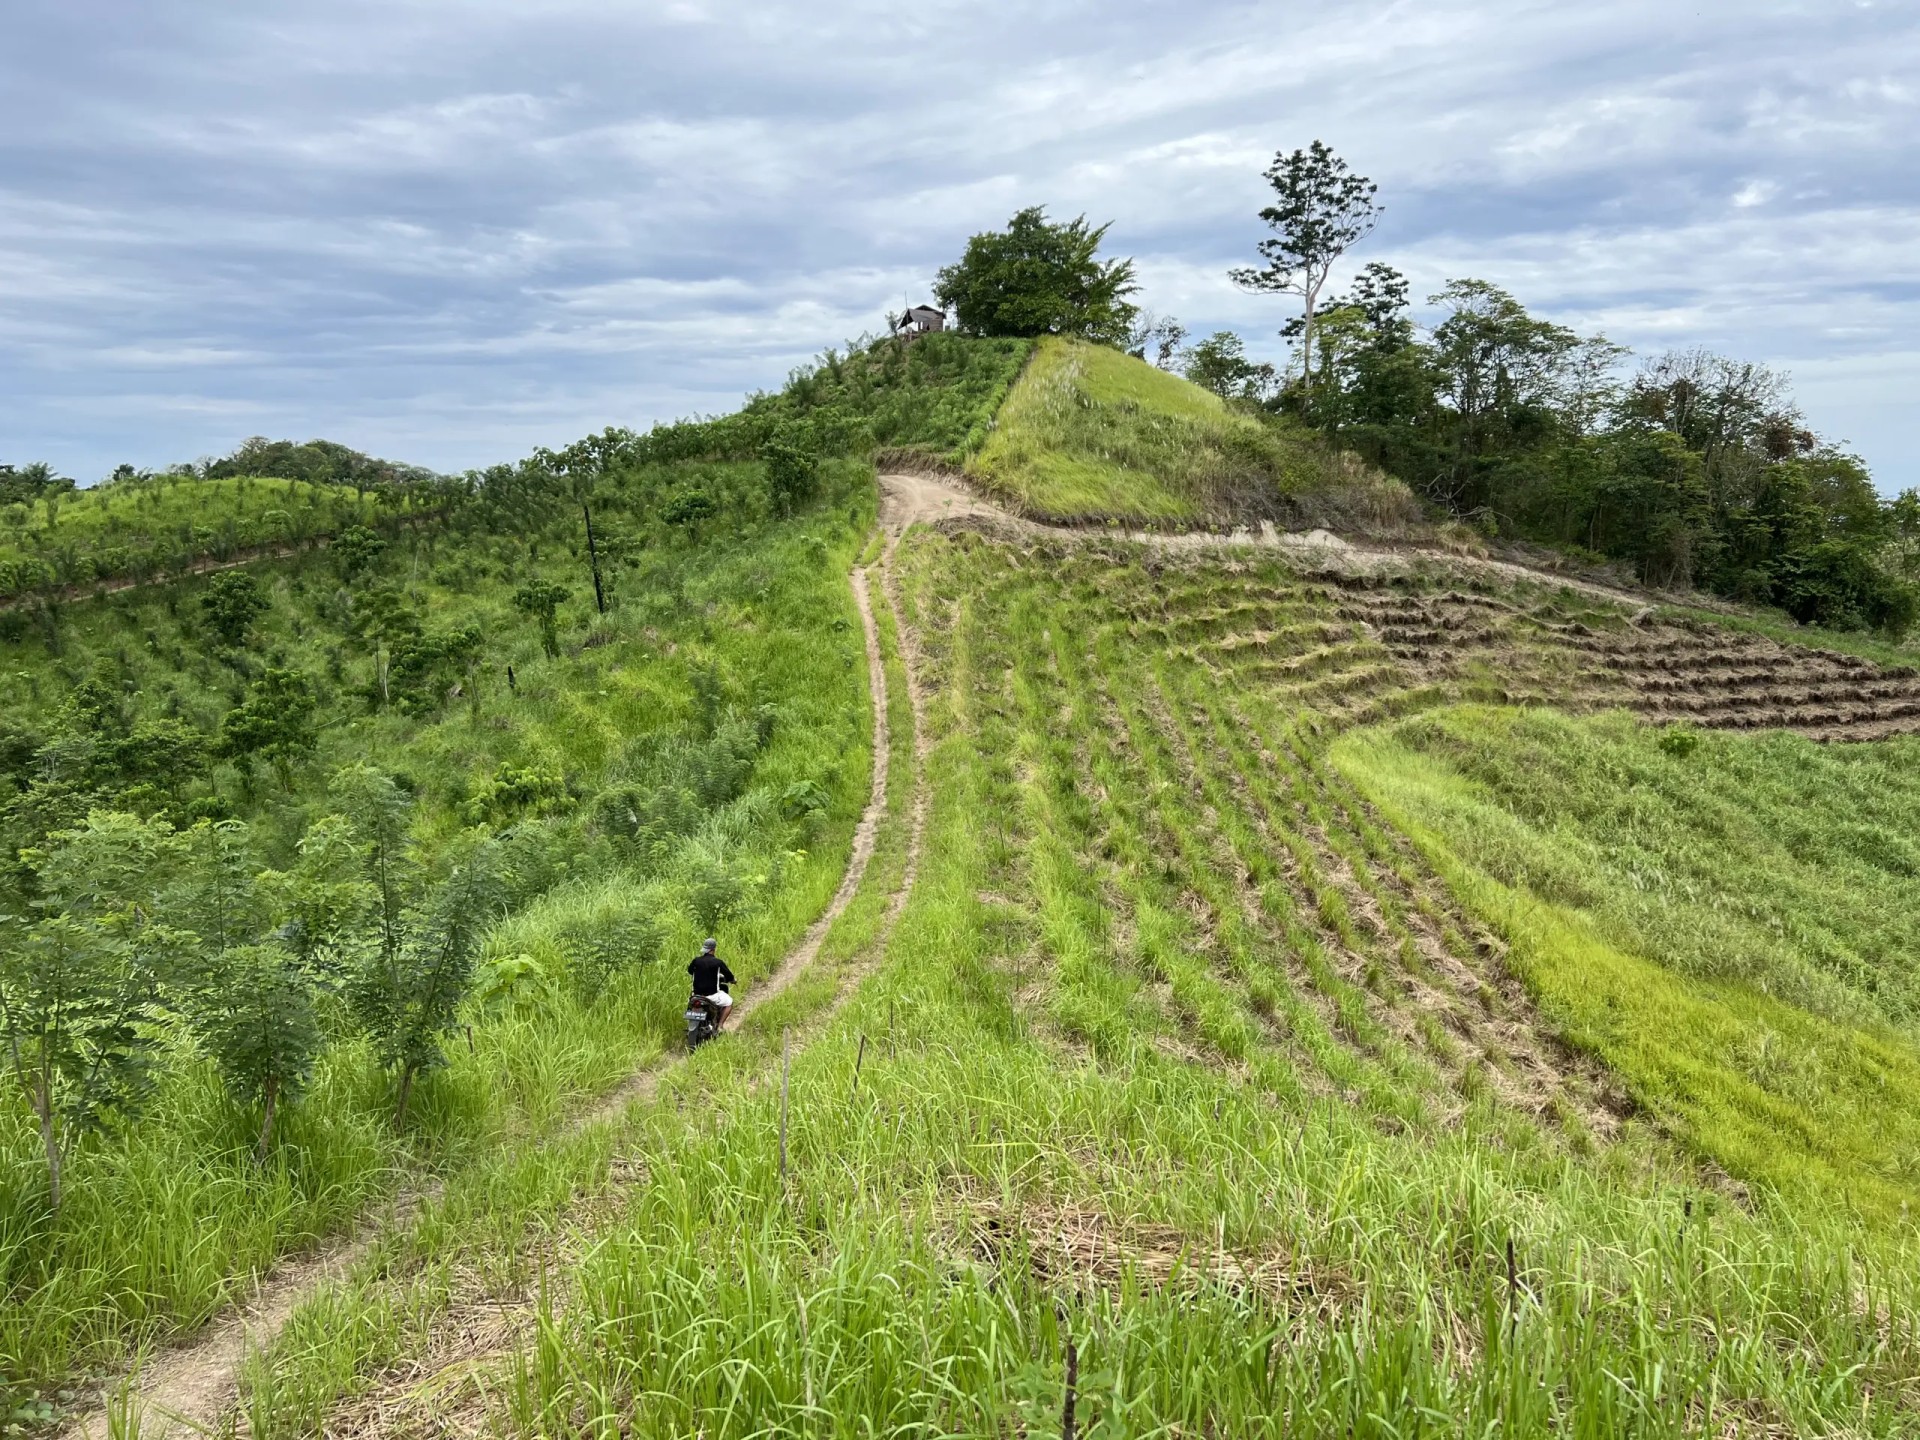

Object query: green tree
[1181,332,1279,404]
[0,813,187,1211]
[762,422,820,516]
[200,571,270,647]
[1230,141,1381,394]
[513,581,569,659]
[331,525,387,581]
[216,668,318,791]
[188,942,322,1160]
[257,813,373,981]
[934,207,1140,346]
[344,833,499,1128]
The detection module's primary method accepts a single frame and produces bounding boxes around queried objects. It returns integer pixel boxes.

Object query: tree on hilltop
[1232,141,1381,394]
[935,207,1140,347]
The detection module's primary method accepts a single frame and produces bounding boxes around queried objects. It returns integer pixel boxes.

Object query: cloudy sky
[3,0,1915,488]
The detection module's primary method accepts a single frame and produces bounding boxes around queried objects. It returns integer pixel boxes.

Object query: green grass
[0,460,881,1408]
[1334,707,1920,1225]
[223,528,1916,1439]
[0,474,389,602]
[762,332,1034,463]
[966,337,1411,527]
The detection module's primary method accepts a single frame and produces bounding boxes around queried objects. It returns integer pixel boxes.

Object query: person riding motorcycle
[687,938,736,1033]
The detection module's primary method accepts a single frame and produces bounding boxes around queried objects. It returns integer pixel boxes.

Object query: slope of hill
[965,336,1416,529]
[222,490,1917,1440]
[0,453,883,1408]
[11,340,1920,1438]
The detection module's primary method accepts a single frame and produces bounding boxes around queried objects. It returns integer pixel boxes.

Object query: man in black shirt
[688,937,736,1032]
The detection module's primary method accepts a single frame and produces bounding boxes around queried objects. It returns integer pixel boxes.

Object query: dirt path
[64,549,907,1440]
[879,472,1651,609]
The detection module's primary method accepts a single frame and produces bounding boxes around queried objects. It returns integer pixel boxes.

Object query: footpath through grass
[0,462,880,1415]
[231,529,1916,1439]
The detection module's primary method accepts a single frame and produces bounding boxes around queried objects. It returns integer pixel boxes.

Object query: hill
[8,338,1920,1438]
[965,337,1417,529]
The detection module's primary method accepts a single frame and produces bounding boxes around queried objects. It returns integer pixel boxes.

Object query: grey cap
[702,937,717,952]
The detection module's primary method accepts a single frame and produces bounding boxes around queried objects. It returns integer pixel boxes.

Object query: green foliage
[660,489,716,533]
[1283,260,1917,631]
[0,813,187,1211]
[200,571,269,647]
[330,525,387,581]
[1230,139,1381,387]
[463,762,570,827]
[203,437,438,491]
[0,450,876,1401]
[760,422,820,516]
[185,942,322,1160]
[344,828,501,1129]
[217,668,319,790]
[934,207,1140,347]
[1181,330,1279,404]
[511,581,568,659]
[0,474,391,604]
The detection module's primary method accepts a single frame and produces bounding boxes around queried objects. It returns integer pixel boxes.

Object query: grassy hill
[965,337,1416,528]
[7,334,1920,1437]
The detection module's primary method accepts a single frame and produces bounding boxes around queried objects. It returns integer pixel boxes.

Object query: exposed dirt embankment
[883,471,1920,744]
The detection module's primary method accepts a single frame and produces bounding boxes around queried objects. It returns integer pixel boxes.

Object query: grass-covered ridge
[965,337,1414,527]
[232,528,1918,1440]
[0,474,396,604]
[1334,706,1920,1223]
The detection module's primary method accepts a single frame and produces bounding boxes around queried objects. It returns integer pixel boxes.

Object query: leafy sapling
[190,941,323,1161]
[200,571,270,648]
[0,814,187,1211]
[513,580,569,660]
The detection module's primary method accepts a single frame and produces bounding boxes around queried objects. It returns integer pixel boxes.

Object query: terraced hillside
[188,477,1918,1440]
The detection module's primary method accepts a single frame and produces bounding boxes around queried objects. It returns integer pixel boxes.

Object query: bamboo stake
[779,1027,791,1181]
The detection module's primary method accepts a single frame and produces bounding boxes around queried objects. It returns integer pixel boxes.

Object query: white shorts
[710,990,732,1009]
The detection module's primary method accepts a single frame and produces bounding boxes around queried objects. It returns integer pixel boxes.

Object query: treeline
[1264,271,1913,631]
[1168,143,1917,633]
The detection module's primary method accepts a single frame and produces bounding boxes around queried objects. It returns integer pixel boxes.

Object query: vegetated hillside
[966,337,1415,528]
[0,447,880,1404]
[0,474,396,603]
[240,523,1918,1439]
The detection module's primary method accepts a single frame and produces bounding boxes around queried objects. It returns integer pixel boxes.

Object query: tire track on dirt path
[63,542,909,1440]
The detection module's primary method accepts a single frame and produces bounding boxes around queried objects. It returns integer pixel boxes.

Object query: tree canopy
[934,207,1139,347]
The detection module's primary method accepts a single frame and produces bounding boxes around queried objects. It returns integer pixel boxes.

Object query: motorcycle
[684,993,721,1052]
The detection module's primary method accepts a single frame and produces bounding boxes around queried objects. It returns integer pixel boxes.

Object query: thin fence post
[780,1027,792,1182]
[851,1034,868,1100]
[1506,1236,1517,1348]
[1060,1323,1078,1440]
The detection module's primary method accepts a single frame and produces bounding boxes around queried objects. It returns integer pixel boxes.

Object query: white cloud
[0,0,1914,488]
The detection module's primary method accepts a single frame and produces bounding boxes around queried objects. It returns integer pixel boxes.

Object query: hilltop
[4,331,1919,1439]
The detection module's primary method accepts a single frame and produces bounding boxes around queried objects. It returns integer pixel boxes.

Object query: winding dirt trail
[64,542,917,1440]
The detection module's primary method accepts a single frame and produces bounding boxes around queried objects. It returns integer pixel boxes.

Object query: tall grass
[1335,706,1920,1223]
[232,529,1916,1438]
[967,338,1412,528]
[0,463,881,1408]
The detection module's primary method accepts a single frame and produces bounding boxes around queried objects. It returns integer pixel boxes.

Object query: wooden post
[851,1034,868,1100]
[1506,1236,1517,1347]
[1060,1324,1078,1440]
[779,1027,791,1181]
[583,502,607,615]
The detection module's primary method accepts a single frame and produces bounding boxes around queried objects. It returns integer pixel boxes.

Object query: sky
[2,0,1915,490]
